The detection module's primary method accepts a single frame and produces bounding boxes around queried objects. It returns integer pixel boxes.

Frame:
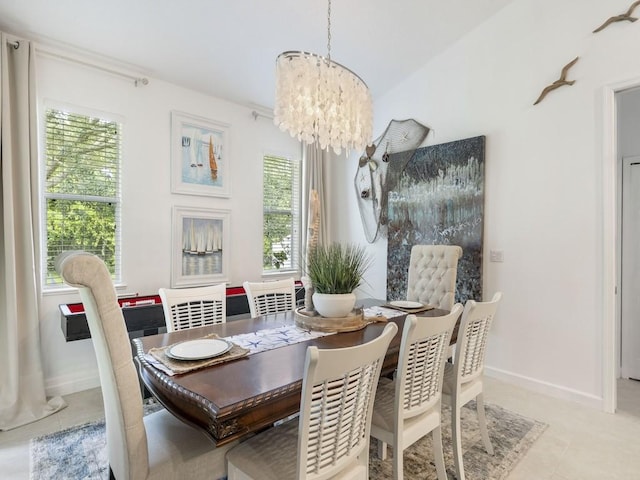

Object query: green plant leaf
[305,243,371,294]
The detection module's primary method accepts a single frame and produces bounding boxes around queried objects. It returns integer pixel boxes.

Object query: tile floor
[2,377,640,479]
[486,378,640,480]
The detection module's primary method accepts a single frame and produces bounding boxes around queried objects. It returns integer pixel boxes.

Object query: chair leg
[392,442,403,480]
[432,425,447,480]
[377,439,388,460]
[227,462,243,480]
[476,392,494,455]
[452,398,466,480]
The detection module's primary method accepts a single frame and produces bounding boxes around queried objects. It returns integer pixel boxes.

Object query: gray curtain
[0,33,65,430]
[301,142,329,260]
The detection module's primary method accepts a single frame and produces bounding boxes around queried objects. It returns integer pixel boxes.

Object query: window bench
[59,283,304,342]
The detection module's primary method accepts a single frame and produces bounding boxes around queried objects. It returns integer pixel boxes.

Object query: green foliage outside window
[263,155,299,271]
[44,109,121,285]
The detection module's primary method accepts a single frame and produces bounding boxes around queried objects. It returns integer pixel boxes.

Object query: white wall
[36,52,301,395]
[331,0,640,408]
[36,0,640,405]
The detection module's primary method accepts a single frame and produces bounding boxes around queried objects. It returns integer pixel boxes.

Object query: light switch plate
[490,250,504,262]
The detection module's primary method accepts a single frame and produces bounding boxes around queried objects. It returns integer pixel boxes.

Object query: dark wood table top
[132,303,453,446]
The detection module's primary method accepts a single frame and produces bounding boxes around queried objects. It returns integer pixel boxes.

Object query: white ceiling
[0,0,513,109]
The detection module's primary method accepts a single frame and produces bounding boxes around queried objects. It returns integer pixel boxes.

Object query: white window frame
[40,102,123,290]
[262,152,301,276]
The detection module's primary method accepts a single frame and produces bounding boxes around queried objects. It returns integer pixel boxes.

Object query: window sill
[42,282,129,296]
[261,270,300,281]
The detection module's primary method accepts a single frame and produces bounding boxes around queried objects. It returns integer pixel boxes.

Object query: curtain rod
[252,110,274,120]
[6,39,19,49]
[36,47,150,87]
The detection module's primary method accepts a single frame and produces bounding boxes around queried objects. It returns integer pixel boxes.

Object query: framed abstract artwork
[171,111,231,197]
[171,206,230,287]
[386,136,485,304]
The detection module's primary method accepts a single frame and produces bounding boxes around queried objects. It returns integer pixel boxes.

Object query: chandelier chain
[327,0,332,61]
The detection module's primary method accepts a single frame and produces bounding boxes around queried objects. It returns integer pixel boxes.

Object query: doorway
[606,84,640,414]
[620,155,640,380]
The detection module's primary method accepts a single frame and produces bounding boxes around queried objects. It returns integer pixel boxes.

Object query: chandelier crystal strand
[274,0,373,155]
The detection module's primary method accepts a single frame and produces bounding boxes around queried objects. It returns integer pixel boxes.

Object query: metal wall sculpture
[386,136,485,304]
[354,119,430,243]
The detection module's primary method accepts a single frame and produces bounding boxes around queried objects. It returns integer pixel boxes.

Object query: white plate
[166,338,232,361]
[389,300,424,309]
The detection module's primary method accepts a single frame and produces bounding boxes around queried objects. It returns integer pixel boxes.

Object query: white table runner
[363,305,405,319]
[223,324,334,355]
[145,309,402,375]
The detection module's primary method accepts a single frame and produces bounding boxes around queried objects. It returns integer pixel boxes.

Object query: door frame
[602,77,640,413]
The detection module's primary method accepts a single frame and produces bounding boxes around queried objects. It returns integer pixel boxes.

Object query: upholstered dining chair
[242,277,296,318]
[159,284,226,332]
[442,292,503,480]
[406,244,463,311]
[370,305,463,480]
[226,322,399,480]
[55,251,235,480]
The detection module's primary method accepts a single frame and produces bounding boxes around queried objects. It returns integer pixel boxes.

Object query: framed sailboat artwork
[171,111,231,198]
[171,206,230,287]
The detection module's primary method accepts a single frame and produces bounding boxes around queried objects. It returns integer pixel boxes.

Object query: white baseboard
[45,369,100,397]
[485,365,604,410]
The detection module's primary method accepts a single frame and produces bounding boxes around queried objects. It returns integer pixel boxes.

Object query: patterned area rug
[30,400,545,480]
[29,400,162,480]
[370,401,546,479]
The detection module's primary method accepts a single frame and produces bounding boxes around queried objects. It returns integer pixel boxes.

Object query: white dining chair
[442,292,503,480]
[159,284,226,332]
[406,244,462,311]
[225,322,399,480]
[371,305,463,480]
[242,277,296,318]
[55,251,235,480]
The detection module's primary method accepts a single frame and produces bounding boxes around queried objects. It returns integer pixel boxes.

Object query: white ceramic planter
[312,292,356,318]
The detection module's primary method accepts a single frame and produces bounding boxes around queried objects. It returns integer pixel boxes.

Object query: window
[43,107,122,287]
[263,154,300,272]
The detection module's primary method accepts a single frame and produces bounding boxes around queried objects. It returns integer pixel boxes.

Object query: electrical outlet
[490,250,504,262]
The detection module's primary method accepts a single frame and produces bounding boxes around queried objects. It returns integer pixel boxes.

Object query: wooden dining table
[132,301,455,446]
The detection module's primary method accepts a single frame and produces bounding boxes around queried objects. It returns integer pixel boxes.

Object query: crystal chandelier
[274,0,373,155]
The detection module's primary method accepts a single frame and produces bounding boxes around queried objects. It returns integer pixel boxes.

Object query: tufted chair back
[56,251,150,480]
[406,244,463,310]
[56,251,235,480]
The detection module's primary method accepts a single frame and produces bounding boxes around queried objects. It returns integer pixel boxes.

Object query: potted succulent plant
[305,242,371,318]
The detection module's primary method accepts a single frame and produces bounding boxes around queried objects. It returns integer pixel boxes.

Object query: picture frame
[171,111,231,197]
[171,206,230,287]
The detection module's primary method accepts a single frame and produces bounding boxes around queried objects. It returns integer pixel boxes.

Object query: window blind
[44,108,122,286]
[263,154,300,272]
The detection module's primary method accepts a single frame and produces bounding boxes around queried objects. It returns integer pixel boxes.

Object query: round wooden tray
[294,307,376,332]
